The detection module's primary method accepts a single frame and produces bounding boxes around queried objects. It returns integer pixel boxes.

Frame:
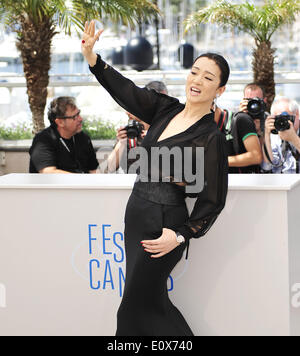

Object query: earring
[213,94,219,111]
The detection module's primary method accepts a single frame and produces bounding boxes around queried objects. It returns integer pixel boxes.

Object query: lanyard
[60,136,75,153]
[59,136,83,173]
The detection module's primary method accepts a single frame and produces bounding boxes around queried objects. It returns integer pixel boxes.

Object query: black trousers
[116,192,194,336]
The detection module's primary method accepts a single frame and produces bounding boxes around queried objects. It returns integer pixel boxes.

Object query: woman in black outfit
[82,21,229,336]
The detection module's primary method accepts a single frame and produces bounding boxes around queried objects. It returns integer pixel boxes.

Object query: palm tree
[184,0,300,111]
[0,0,158,133]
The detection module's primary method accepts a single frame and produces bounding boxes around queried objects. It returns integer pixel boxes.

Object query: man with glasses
[29,96,99,174]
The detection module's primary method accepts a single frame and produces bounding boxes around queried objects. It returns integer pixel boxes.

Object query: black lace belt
[132,180,186,206]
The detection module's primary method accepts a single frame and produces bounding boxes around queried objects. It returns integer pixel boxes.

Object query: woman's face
[186,57,225,106]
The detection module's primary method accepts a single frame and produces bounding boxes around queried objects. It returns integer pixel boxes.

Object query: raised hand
[81,20,104,66]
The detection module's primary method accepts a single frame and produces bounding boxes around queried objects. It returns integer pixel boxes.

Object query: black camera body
[124,120,144,139]
[247,97,266,119]
[271,112,295,135]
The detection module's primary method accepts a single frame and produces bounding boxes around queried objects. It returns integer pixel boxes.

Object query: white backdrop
[0,174,300,336]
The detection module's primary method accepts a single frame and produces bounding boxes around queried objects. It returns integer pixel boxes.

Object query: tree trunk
[16,16,56,134]
[154,0,160,70]
[252,40,276,113]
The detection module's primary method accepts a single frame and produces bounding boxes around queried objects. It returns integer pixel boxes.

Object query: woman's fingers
[87,20,94,36]
[141,230,178,258]
[143,245,166,258]
[142,240,162,251]
[84,21,103,41]
[141,238,160,245]
[95,29,104,41]
[144,247,161,253]
[151,252,166,259]
[91,21,95,37]
[143,241,160,248]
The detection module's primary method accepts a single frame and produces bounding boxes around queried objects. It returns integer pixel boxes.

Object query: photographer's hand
[264,115,275,134]
[116,127,128,144]
[278,121,300,154]
[279,120,297,142]
[141,228,180,258]
[239,98,249,113]
[263,115,275,163]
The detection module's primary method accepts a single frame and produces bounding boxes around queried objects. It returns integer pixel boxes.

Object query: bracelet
[175,232,185,244]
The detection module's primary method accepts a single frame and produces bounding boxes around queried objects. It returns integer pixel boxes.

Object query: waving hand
[81,21,104,67]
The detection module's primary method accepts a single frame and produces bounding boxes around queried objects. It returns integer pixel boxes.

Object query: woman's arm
[81,21,178,126]
[176,133,229,242]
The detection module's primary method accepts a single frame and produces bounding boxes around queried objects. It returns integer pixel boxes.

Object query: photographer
[105,112,149,173]
[225,83,264,173]
[262,97,300,173]
[103,81,168,173]
[239,83,268,138]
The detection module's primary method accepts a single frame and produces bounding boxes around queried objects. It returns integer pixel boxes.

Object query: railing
[1,70,300,87]
[1,70,300,128]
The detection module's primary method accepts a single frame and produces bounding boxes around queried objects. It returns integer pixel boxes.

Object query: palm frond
[185,0,300,43]
[185,0,257,38]
[70,0,159,28]
[0,0,159,31]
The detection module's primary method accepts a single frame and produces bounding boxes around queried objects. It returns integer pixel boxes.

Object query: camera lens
[247,98,265,117]
[274,113,295,132]
[274,117,287,131]
[127,126,139,139]
[125,120,144,139]
[248,102,260,113]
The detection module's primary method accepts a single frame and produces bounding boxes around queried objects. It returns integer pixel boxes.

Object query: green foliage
[169,0,206,15]
[0,120,116,140]
[185,0,300,43]
[0,123,33,140]
[0,0,160,133]
[0,0,159,33]
[82,119,117,140]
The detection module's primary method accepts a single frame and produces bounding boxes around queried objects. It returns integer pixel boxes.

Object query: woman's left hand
[141,228,180,258]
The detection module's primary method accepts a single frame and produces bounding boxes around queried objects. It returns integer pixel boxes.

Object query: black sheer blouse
[90,55,228,251]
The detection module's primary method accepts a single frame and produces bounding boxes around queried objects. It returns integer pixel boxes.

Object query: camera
[247,97,266,119]
[124,120,144,139]
[271,112,295,135]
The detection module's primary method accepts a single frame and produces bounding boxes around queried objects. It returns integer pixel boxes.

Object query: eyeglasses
[60,110,81,120]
